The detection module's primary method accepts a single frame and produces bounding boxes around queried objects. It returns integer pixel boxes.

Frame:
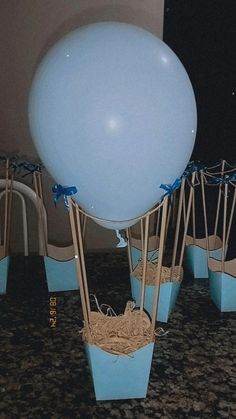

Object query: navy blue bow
[52,184,78,208]
[160,177,182,197]
[183,161,206,178]
[208,173,236,185]
[18,162,42,177]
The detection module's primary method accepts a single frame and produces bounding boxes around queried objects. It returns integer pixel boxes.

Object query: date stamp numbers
[49,297,57,328]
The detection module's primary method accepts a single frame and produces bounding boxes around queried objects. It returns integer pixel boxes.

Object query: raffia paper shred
[83,301,153,355]
[132,261,183,285]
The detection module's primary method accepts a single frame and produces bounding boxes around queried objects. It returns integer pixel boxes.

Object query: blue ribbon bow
[183,161,206,178]
[52,184,78,208]
[160,177,182,197]
[18,162,42,177]
[208,173,236,185]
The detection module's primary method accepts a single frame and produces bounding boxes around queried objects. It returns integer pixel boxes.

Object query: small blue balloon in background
[29,22,197,230]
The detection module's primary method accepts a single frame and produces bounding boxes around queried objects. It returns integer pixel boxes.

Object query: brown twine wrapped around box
[132,260,183,285]
[82,301,154,356]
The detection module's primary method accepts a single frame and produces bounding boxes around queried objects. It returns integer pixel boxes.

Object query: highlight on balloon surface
[28,22,197,230]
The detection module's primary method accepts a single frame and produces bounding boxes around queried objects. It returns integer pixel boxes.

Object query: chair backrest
[0,179,47,256]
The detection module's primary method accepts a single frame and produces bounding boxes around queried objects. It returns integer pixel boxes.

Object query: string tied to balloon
[115,230,127,248]
[18,161,42,177]
[52,184,77,208]
[160,177,182,198]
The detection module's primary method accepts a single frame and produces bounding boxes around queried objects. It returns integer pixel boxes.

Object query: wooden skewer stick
[200,172,209,257]
[221,182,228,272]
[192,187,196,243]
[68,198,90,331]
[178,172,196,275]
[3,159,9,256]
[75,204,91,320]
[33,172,47,255]
[38,170,43,200]
[140,218,144,259]
[151,197,168,335]
[38,171,49,245]
[6,169,14,255]
[213,159,225,247]
[171,177,185,275]
[155,203,161,237]
[182,188,187,227]
[164,197,171,243]
[82,214,87,240]
[140,213,150,314]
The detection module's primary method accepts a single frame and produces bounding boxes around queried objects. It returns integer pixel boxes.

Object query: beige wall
[0,0,164,252]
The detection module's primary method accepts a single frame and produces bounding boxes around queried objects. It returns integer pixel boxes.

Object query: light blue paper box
[85,342,154,400]
[130,275,181,323]
[185,235,223,279]
[44,256,79,292]
[209,258,236,312]
[131,247,159,270]
[0,256,9,294]
[131,236,159,269]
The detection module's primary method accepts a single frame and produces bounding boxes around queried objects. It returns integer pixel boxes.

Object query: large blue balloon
[29,22,197,230]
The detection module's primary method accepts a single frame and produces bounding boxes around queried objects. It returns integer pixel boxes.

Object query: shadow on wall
[36,3,164,69]
[1,0,164,252]
[28,2,164,251]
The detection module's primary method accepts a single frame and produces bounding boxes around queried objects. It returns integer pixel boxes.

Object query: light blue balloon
[29,22,197,230]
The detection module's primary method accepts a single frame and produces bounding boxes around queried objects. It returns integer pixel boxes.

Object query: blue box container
[85,341,154,400]
[185,235,223,279]
[0,256,9,294]
[130,275,181,323]
[44,256,79,292]
[131,236,159,269]
[209,257,236,312]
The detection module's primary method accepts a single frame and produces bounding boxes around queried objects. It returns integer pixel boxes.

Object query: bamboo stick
[221,183,228,272]
[151,197,168,335]
[6,169,14,254]
[140,214,150,314]
[165,197,171,242]
[68,198,90,331]
[155,205,161,237]
[213,160,225,245]
[38,171,43,200]
[182,188,187,227]
[140,218,144,257]
[200,172,209,257]
[192,187,196,243]
[82,214,87,240]
[33,172,47,255]
[3,159,9,255]
[178,172,196,272]
[171,177,185,273]
[75,204,91,320]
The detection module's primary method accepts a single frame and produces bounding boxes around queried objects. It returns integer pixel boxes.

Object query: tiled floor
[0,253,236,418]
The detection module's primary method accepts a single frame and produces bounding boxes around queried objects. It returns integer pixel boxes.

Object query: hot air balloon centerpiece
[28,22,197,400]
